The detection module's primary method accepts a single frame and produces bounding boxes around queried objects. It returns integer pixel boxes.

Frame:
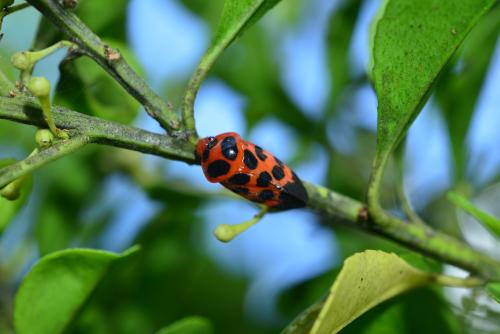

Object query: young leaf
[14,246,140,334]
[368,0,495,198]
[447,191,500,238]
[212,0,281,53]
[309,250,436,334]
[156,316,214,334]
[182,0,283,135]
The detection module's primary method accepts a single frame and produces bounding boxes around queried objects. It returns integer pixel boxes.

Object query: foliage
[0,0,500,333]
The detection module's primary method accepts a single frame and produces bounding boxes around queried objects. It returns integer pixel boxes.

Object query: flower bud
[11,51,31,71]
[28,76,51,97]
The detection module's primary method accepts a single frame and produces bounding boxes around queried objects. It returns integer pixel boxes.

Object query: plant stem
[0,135,89,189]
[1,91,500,282]
[182,45,222,143]
[25,0,180,134]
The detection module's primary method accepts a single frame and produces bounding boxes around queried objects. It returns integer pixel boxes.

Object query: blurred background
[0,0,499,333]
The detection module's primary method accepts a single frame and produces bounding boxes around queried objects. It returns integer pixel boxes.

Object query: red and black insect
[195,132,308,210]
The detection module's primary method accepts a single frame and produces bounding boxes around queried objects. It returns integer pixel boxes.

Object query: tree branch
[0,96,196,163]
[1,96,500,281]
[0,135,89,189]
[24,0,181,134]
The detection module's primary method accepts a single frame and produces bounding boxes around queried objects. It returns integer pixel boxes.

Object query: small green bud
[35,129,55,147]
[0,0,15,9]
[0,178,23,200]
[11,51,31,71]
[28,76,51,97]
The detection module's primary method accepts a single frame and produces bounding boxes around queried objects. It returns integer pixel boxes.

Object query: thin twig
[25,0,181,135]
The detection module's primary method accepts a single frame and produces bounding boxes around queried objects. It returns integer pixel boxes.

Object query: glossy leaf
[156,316,214,334]
[448,191,500,238]
[310,250,435,334]
[14,246,140,334]
[369,0,495,180]
[213,0,281,51]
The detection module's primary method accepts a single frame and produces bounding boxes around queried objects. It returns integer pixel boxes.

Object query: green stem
[182,46,222,143]
[0,2,30,29]
[305,182,500,280]
[433,275,484,288]
[0,96,196,162]
[0,135,89,189]
[1,95,500,281]
[25,0,180,134]
[214,206,268,242]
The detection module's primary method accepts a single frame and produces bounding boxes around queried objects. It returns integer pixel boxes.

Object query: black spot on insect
[194,151,201,164]
[254,146,267,161]
[221,136,238,160]
[243,149,258,170]
[232,187,249,195]
[207,160,230,178]
[258,189,274,201]
[274,174,308,210]
[202,148,210,162]
[256,171,272,187]
[202,137,218,162]
[228,173,250,185]
[272,165,285,180]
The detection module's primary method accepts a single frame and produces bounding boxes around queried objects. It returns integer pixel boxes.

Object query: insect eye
[206,137,218,149]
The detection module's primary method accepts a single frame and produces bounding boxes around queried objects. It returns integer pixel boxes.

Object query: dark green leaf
[156,316,214,334]
[369,0,495,183]
[14,246,140,334]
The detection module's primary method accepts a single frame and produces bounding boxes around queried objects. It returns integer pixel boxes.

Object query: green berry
[28,76,51,97]
[35,129,54,147]
[11,51,31,71]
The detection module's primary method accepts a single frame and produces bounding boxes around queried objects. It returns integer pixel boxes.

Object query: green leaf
[182,0,284,134]
[156,316,214,334]
[486,283,500,303]
[368,0,495,196]
[341,288,460,334]
[213,0,281,50]
[14,246,140,334]
[447,191,500,238]
[310,250,436,334]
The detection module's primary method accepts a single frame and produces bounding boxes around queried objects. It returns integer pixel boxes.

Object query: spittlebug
[195,132,308,210]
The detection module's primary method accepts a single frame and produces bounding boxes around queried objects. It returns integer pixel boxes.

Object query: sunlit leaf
[14,246,140,334]
[156,316,214,334]
[448,191,500,238]
[213,0,281,51]
[369,0,495,188]
[310,250,436,334]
